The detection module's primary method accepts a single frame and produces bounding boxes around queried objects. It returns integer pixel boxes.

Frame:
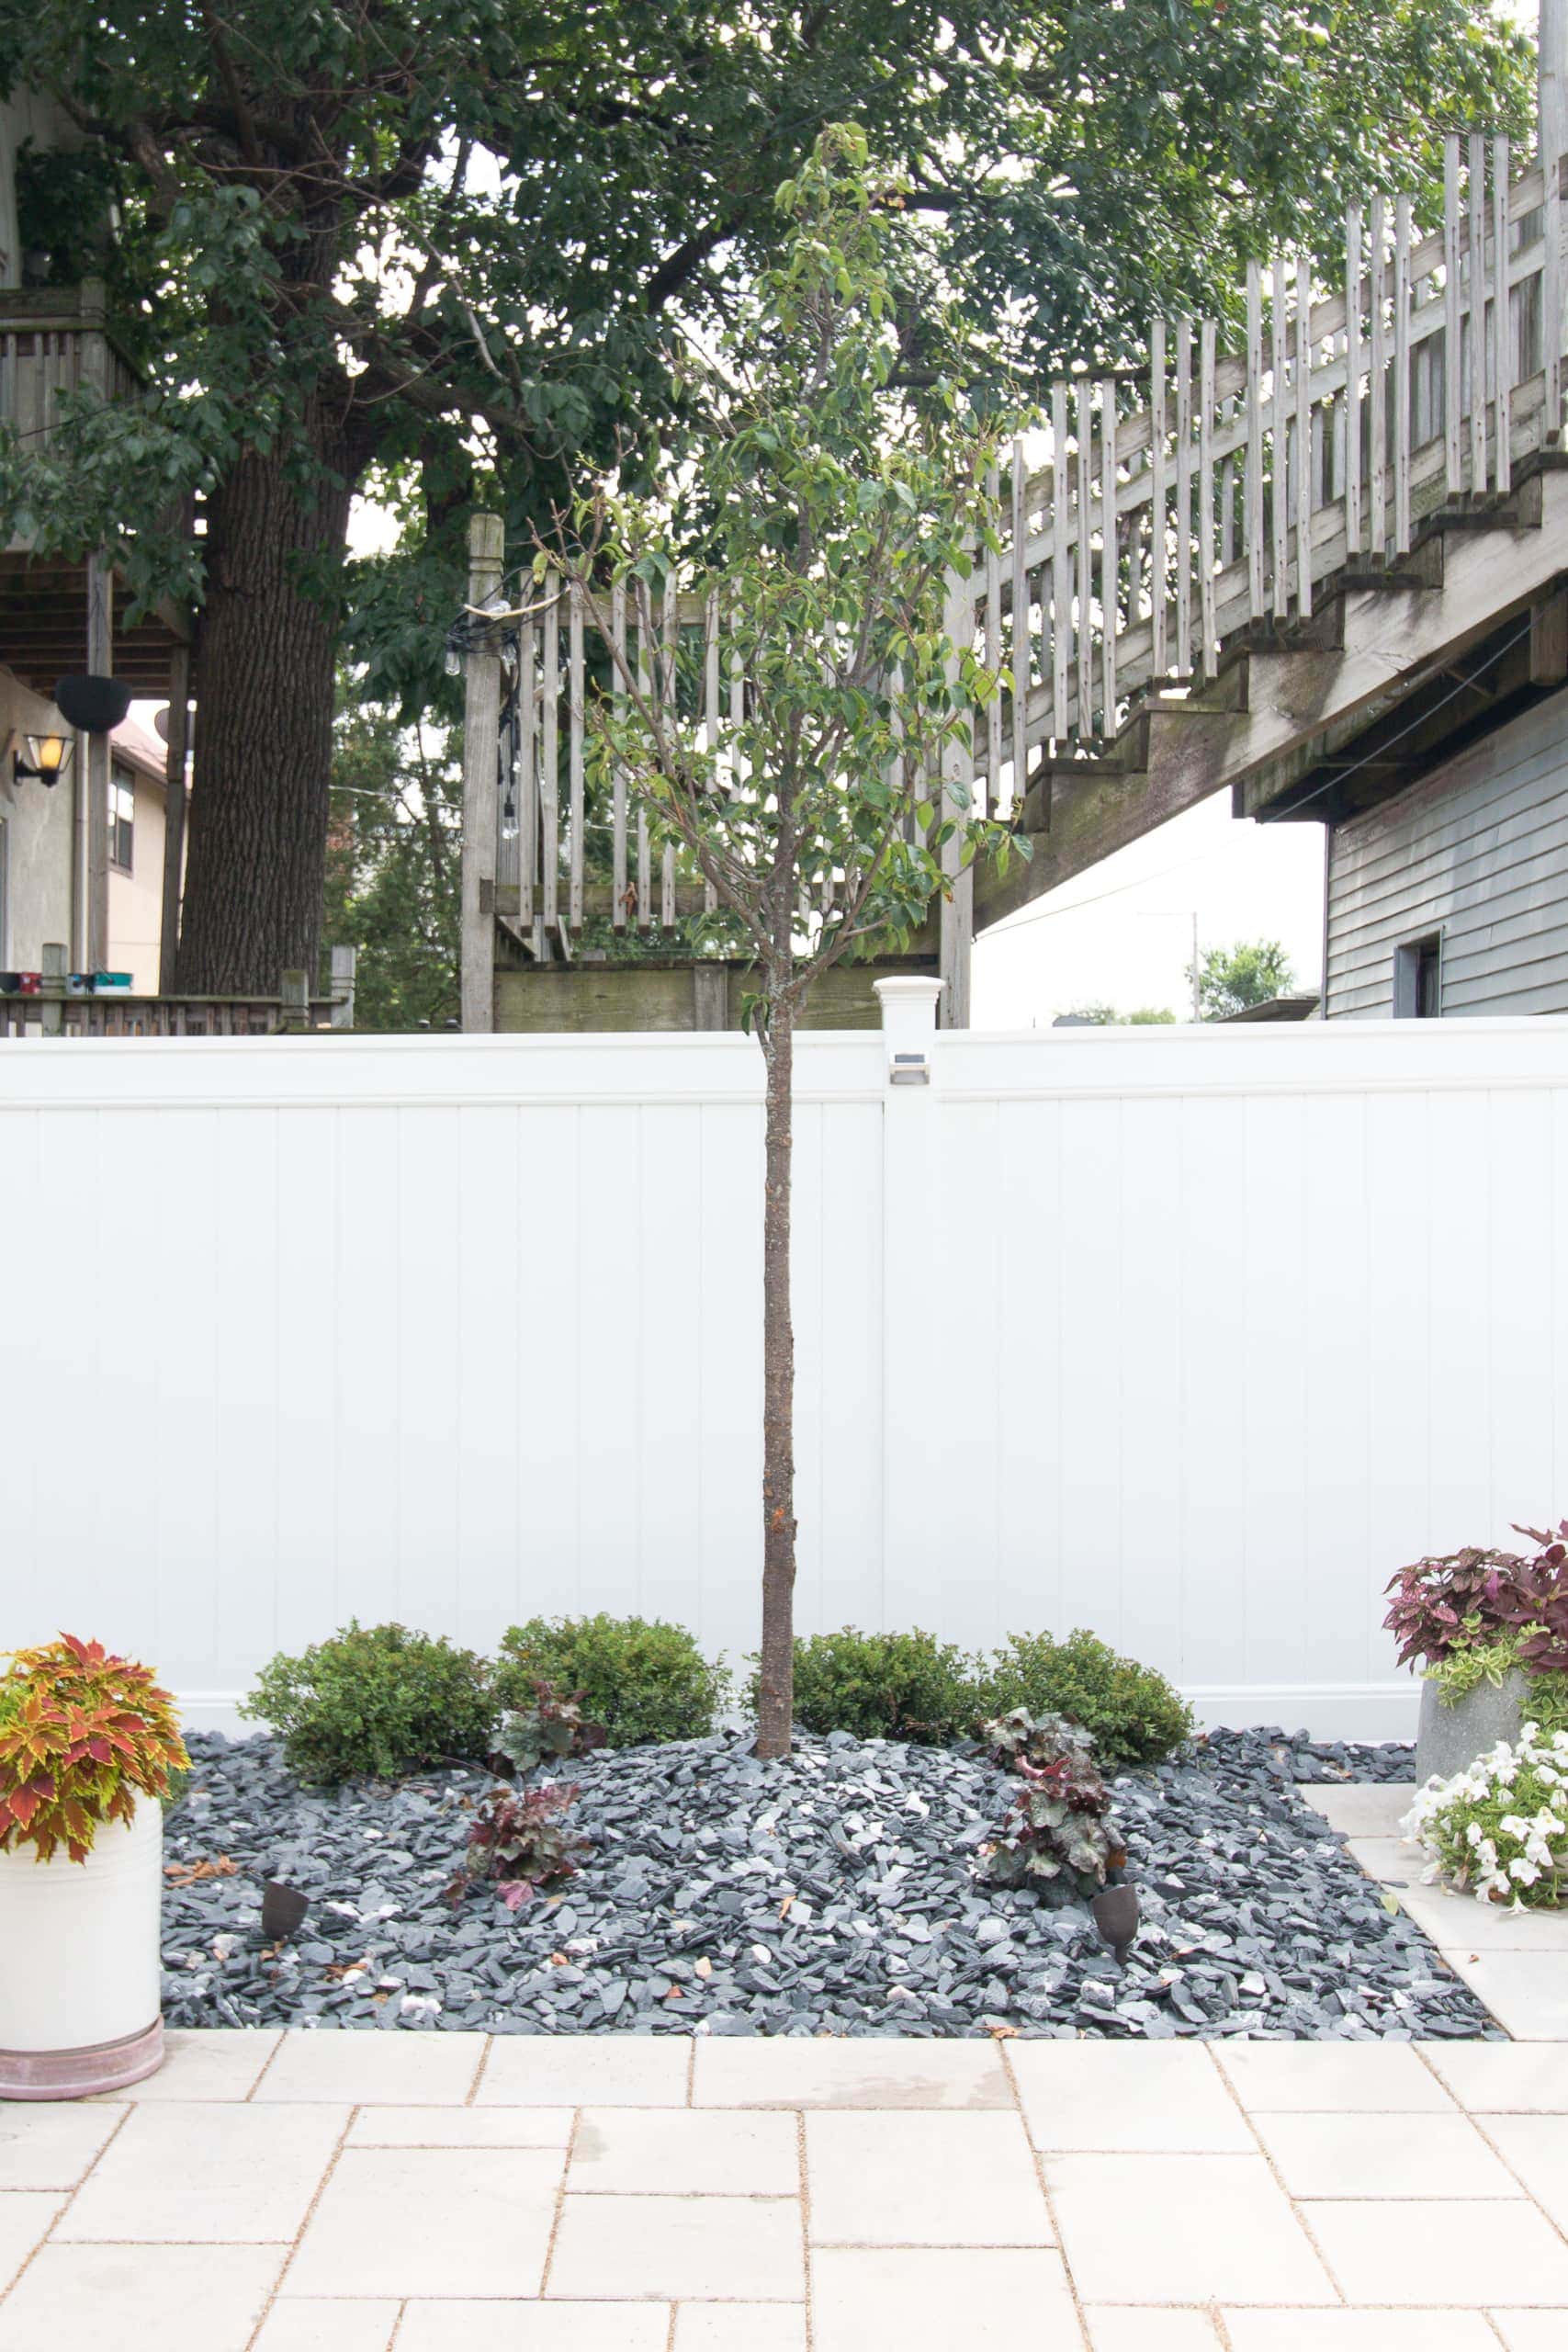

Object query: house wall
[1325,688,1568,1018]
[0,88,74,290]
[0,663,74,966]
[106,759,167,992]
[4,1016,1566,1743]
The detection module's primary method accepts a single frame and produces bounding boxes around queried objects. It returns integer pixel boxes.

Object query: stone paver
[258,2028,487,2105]
[54,2101,347,2243]
[1214,2039,1454,2112]
[1250,2108,1517,2199]
[570,2106,798,2196]
[1010,2040,1253,2151]
[285,2147,561,2298]
[476,2033,689,2107]
[4,2021,1568,2342]
[0,2242,282,2351]
[0,2103,121,2189]
[252,2302,400,2351]
[1303,1785,1413,1838]
[398,2305,669,2348]
[1222,2318,1499,2350]
[673,2306,809,2350]
[1086,2311,1221,2349]
[810,2246,1082,2351]
[1308,2198,1568,2305]
[805,2109,1050,2245]
[1044,2154,1336,2306]
[548,2191,804,2301]
[694,2035,1010,2108]
[1452,1953,1568,2040]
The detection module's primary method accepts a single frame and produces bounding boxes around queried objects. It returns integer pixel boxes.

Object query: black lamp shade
[53,673,133,734]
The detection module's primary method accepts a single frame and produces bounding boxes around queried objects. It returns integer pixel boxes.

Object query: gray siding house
[1323,688,1568,1020]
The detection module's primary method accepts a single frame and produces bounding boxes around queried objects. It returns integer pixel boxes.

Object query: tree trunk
[175,436,355,995]
[754,991,797,1759]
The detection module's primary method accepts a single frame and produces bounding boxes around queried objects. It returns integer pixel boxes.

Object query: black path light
[1090,1882,1141,1966]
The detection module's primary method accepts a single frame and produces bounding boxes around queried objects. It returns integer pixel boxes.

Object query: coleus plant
[1384,1522,1568,1673]
[447,1782,590,1913]
[0,1634,188,1863]
[981,1708,1126,1906]
[491,1680,608,1778]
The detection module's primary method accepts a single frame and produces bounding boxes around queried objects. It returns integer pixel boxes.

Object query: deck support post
[459,513,505,1035]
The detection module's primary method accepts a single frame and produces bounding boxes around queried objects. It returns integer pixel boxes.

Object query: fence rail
[479,133,1566,956]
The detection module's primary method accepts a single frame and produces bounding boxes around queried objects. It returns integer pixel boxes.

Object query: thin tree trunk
[175,435,355,995]
[754,989,797,1759]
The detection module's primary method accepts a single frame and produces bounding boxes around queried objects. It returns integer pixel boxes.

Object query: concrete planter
[1415,1668,1530,1786]
[0,1795,164,2099]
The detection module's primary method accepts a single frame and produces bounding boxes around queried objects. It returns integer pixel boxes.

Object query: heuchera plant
[447,1782,589,1912]
[982,1709,1126,1905]
[0,1634,189,1863]
[1384,1521,1568,1675]
[491,1681,608,1777]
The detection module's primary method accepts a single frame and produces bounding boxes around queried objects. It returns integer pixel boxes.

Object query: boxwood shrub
[494,1613,728,1747]
[242,1621,496,1783]
[762,1626,984,1745]
[980,1627,1193,1773]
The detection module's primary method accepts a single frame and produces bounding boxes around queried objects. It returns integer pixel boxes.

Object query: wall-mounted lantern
[12,733,73,789]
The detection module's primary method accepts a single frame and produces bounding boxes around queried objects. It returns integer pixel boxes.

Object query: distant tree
[1190,939,1296,1020]
[322,706,459,1033]
[1065,1003,1178,1025]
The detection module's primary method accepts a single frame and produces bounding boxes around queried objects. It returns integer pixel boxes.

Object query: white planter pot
[0,1794,164,2098]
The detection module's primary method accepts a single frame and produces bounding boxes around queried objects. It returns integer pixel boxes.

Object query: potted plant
[0,1635,187,2098]
[1384,1521,1568,1782]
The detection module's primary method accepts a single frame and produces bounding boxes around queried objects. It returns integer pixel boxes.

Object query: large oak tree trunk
[754,993,797,1760]
[175,434,355,996]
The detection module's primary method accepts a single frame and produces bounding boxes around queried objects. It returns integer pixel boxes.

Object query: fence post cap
[873,976,942,1023]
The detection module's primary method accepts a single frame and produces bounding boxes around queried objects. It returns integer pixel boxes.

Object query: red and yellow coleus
[0,1634,188,1863]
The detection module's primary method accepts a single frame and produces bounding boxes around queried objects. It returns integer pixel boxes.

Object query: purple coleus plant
[1383,1521,1568,1675]
[982,1709,1126,1907]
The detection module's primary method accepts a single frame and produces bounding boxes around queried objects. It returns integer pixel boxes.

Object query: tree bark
[753,989,797,1760]
[175,431,356,995]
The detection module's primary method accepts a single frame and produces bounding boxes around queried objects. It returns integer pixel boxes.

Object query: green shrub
[494,1614,728,1747]
[764,1626,984,1745]
[241,1622,496,1783]
[981,1628,1193,1773]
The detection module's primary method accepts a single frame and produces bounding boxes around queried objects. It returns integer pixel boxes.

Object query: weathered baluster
[1369,194,1387,555]
[1199,322,1217,669]
[1100,379,1118,731]
[1271,256,1289,618]
[1051,382,1070,737]
[1010,437,1028,798]
[1493,135,1512,494]
[1469,134,1488,491]
[568,577,585,930]
[1443,136,1463,496]
[1345,207,1363,556]
[661,580,677,925]
[1149,322,1168,679]
[610,579,626,929]
[1247,261,1266,615]
[703,588,720,911]
[985,462,1003,811]
[635,582,652,928]
[1295,253,1314,614]
[1175,320,1193,676]
[1076,379,1094,733]
[541,567,559,929]
[1546,131,1564,444]
[1393,198,1415,555]
[519,613,536,937]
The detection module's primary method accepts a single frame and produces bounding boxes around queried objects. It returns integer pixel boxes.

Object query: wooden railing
[0,952,356,1038]
[0,282,141,463]
[479,132,1566,944]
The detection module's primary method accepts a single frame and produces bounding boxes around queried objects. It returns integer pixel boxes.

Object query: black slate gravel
[160,1722,1490,2041]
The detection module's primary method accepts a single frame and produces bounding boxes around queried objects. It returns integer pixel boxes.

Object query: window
[1394,930,1442,1019]
[108,768,135,874]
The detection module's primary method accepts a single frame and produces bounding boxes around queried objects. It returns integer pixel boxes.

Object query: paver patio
[3,2025,1568,2347]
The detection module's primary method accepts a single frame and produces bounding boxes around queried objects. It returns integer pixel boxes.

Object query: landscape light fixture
[12,733,72,788]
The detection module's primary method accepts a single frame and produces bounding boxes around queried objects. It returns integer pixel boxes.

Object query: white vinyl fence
[5,1006,1567,1741]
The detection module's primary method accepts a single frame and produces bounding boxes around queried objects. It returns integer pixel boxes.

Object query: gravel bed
[160,1722,1488,2041]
